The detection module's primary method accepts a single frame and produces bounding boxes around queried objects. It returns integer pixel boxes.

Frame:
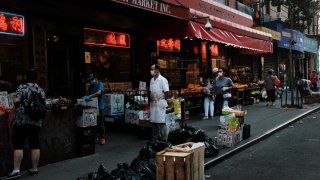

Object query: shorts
[13,124,40,150]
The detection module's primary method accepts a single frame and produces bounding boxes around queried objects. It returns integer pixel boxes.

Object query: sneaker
[202,116,209,120]
[6,172,21,180]
[100,138,106,145]
[266,103,269,106]
[27,169,38,176]
[209,116,213,119]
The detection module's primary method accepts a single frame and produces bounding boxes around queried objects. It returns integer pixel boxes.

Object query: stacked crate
[76,126,96,157]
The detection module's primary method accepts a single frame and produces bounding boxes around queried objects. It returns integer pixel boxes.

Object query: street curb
[204,105,320,169]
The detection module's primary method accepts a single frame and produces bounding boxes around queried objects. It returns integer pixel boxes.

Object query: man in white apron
[149,64,169,141]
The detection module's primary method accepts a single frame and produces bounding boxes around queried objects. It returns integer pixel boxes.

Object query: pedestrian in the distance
[202,67,218,119]
[149,64,169,141]
[83,73,106,145]
[264,69,276,106]
[6,69,46,179]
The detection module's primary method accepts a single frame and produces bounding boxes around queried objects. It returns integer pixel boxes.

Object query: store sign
[278,29,304,53]
[84,28,130,48]
[304,36,318,54]
[111,0,189,19]
[254,26,281,41]
[157,38,180,52]
[210,44,218,56]
[0,11,24,36]
[180,0,253,27]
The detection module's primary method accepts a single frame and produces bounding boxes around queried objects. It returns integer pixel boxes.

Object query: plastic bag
[203,137,220,158]
[110,163,141,180]
[130,157,155,180]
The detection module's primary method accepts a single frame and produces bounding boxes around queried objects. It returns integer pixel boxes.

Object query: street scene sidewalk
[3,100,320,180]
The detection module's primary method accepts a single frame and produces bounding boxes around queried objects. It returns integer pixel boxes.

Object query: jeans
[204,96,214,117]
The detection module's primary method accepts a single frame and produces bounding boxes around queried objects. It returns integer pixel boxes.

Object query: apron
[150,77,168,123]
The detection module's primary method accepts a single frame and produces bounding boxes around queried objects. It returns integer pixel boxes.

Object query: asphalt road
[205,110,320,180]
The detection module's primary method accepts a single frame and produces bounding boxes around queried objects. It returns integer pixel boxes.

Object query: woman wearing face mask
[83,73,106,145]
[214,67,234,116]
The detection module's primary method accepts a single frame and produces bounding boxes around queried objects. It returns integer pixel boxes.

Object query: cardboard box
[104,94,124,115]
[77,97,99,115]
[105,114,124,123]
[125,109,140,125]
[0,92,9,107]
[76,108,97,127]
[225,130,241,148]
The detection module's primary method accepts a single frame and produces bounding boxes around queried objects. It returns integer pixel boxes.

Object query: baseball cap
[86,73,96,82]
[212,68,218,73]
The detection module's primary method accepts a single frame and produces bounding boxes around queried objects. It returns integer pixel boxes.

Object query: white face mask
[218,72,223,76]
[150,70,155,76]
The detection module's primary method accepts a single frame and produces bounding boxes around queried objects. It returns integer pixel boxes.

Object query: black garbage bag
[96,164,111,180]
[110,163,142,180]
[191,129,206,142]
[167,127,194,145]
[139,140,172,159]
[203,137,219,158]
[130,157,155,180]
[77,164,111,180]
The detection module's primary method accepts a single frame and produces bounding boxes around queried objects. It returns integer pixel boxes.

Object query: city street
[205,110,320,180]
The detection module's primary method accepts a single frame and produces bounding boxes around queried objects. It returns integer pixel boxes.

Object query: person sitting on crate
[201,68,218,120]
[83,73,106,145]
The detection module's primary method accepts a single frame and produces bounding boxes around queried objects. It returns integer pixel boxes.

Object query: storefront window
[84,28,131,82]
[0,11,27,92]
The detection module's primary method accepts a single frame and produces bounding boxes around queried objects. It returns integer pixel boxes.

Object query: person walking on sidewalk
[6,69,46,179]
[149,64,169,141]
[264,69,276,106]
[202,68,218,119]
[214,67,234,115]
[83,73,106,145]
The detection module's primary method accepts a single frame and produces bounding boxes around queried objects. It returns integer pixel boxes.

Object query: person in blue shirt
[83,73,106,145]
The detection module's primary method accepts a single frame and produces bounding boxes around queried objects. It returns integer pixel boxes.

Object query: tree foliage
[263,0,320,31]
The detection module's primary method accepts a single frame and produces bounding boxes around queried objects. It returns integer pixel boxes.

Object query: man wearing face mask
[149,64,169,141]
[214,67,234,116]
[83,73,106,145]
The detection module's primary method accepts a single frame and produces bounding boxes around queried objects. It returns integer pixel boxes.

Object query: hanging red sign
[0,11,24,36]
[210,44,218,56]
[84,28,130,48]
[157,38,180,52]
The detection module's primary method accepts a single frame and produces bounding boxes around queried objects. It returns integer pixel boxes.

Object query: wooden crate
[156,150,192,180]
[156,142,205,180]
[170,142,205,180]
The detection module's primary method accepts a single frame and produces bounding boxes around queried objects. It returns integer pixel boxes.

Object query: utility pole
[286,0,294,106]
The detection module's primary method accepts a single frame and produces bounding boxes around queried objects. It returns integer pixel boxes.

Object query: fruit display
[46,97,73,110]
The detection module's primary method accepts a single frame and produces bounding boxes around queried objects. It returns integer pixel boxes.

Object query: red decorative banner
[84,28,130,48]
[210,44,218,56]
[0,11,24,36]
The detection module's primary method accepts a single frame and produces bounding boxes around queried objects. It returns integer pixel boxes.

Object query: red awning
[187,21,273,53]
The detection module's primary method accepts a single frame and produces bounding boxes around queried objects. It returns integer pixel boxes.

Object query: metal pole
[289,1,294,106]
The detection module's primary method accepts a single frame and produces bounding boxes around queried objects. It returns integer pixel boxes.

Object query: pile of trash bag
[77,139,171,180]
[167,125,219,158]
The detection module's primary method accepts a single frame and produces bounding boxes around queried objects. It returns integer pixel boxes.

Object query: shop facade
[0,0,190,174]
